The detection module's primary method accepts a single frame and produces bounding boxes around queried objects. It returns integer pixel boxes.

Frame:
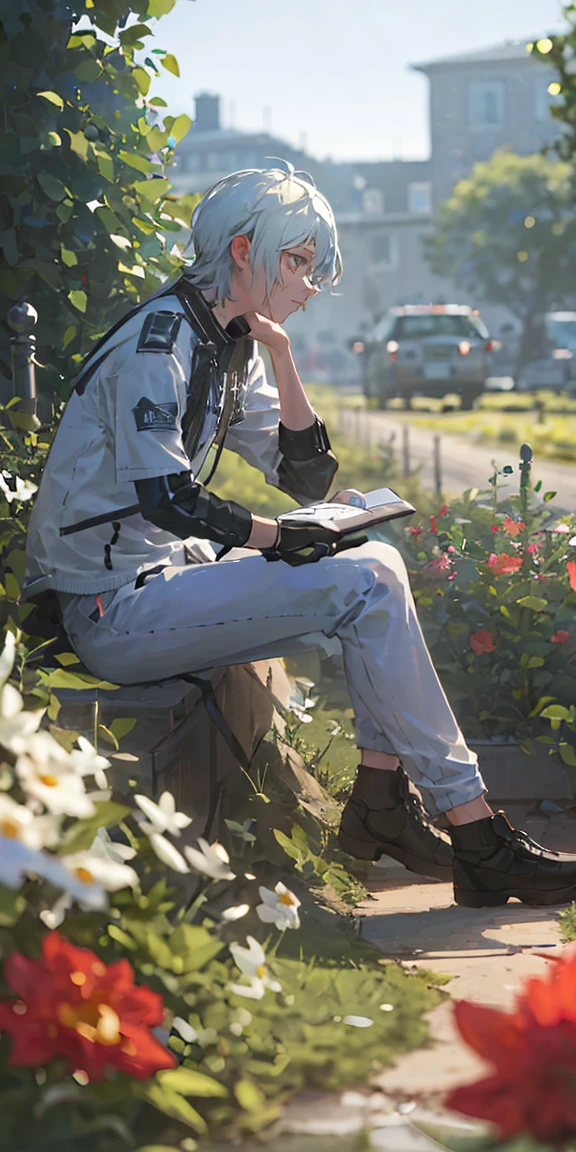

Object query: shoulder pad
[137,310,183,354]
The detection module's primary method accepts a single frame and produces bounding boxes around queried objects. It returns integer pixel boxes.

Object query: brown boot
[451,811,576,907]
[338,764,454,881]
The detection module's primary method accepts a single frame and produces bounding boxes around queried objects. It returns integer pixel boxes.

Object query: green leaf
[47,668,117,690]
[146,126,168,153]
[158,1068,227,1098]
[148,0,177,15]
[169,923,224,971]
[6,549,26,584]
[541,705,573,721]
[132,66,152,96]
[108,717,137,742]
[118,150,153,174]
[273,828,303,863]
[168,114,192,144]
[134,177,170,203]
[63,325,76,348]
[68,289,87,314]
[560,743,576,766]
[37,172,67,201]
[161,53,180,77]
[148,96,168,107]
[54,652,81,666]
[108,924,137,950]
[516,595,548,611]
[234,1079,266,1112]
[59,800,132,855]
[37,90,64,110]
[61,246,78,268]
[544,491,557,502]
[0,883,25,927]
[144,1084,206,1132]
[5,573,19,599]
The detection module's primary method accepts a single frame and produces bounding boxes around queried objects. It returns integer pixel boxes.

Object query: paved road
[338,407,576,511]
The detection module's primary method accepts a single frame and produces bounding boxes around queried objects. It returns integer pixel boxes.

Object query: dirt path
[338,408,576,510]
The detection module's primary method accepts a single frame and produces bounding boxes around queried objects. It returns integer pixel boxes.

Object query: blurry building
[171,41,561,382]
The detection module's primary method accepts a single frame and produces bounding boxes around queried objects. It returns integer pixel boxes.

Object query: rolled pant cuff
[417,773,488,817]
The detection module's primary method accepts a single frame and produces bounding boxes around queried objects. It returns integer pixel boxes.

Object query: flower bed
[400,451,576,790]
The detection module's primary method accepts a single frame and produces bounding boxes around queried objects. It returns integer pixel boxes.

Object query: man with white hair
[25,167,576,909]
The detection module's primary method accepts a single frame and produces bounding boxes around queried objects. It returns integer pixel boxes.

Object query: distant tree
[528,17,576,169]
[0,0,197,395]
[425,150,576,370]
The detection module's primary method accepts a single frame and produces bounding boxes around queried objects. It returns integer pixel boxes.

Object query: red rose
[446,947,576,1144]
[0,931,176,1081]
[470,630,497,655]
[551,630,570,644]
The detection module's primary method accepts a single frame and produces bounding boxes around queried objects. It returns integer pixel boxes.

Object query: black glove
[261,521,343,566]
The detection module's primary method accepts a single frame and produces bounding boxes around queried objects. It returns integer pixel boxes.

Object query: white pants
[58,541,486,815]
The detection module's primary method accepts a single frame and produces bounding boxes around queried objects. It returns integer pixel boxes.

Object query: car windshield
[392,314,489,339]
[545,318,576,351]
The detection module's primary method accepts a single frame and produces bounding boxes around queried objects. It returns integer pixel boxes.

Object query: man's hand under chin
[242,311,290,356]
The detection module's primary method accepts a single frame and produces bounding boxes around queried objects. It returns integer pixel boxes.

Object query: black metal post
[7,302,38,414]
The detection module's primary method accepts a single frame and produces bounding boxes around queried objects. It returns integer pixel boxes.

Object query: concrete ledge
[469,740,572,802]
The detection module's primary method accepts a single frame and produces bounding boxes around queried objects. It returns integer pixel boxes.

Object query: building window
[408,181,432,214]
[468,81,505,129]
[535,84,560,122]
[362,188,384,215]
[371,233,396,270]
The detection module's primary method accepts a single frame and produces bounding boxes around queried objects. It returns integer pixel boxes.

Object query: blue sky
[144,0,565,161]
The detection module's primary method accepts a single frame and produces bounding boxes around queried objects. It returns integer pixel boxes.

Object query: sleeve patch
[136,311,183,354]
[133,396,179,432]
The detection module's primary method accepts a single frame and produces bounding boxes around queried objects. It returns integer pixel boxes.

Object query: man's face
[235,241,321,324]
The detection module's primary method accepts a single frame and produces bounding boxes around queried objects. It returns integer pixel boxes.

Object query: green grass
[559,902,576,942]
[375,391,576,465]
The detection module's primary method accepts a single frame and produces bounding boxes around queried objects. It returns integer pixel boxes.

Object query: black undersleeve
[135,474,253,549]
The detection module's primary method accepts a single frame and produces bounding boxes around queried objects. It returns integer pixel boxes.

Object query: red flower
[408,525,423,537]
[0,931,176,1082]
[501,515,525,538]
[446,948,576,1144]
[491,525,498,534]
[551,630,570,644]
[488,552,523,576]
[527,543,538,555]
[421,553,452,581]
[470,630,496,655]
[568,561,576,592]
[429,516,437,534]
[439,504,449,517]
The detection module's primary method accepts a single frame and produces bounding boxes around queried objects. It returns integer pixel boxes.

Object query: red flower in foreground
[439,504,449,517]
[488,552,523,576]
[470,630,497,655]
[551,630,570,645]
[0,931,176,1081]
[446,948,576,1143]
[429,516,437,534]
[568,561,576,592]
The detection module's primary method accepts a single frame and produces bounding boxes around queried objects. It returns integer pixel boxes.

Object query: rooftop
[412,39,541,72]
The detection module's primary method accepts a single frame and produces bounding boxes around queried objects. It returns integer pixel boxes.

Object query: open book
[278,487,416,537]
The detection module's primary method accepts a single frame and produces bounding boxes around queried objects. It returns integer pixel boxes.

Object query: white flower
[0,681,44,753]
[40,892,71,929]
[0,795,60,850]
[342,1015,373,1028]
[0,471,37,504]
[61,849,138,893]
[172,1016,198,1043]
[220,903,250,922]
[0,835,105,908]
[256,881,301,930]
[0,631,16,686]
[148,832,189,873]
[69,736,110,791]
[16,731,95,818]
[183,838,235,881]
[229,935,282,1000]
[134,790,192,836]
[93,827,136,863]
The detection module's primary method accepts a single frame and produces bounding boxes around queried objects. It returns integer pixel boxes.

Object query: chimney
[194,93,221,132]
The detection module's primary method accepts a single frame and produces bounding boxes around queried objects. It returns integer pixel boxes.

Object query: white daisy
[134,790,192,836]
[0,681,44,754]
[148,832,189,873]
[0,835,105,908]
[0,471,37,504]
[0,630,16,686]
[229,936,282,1000]
[220,903,250,922]
[256,881,301,930]
[183,838,235,882]
[0,795,60,850]
[61,849,138,893]
[16,732,95,818]
[69,736,110,791]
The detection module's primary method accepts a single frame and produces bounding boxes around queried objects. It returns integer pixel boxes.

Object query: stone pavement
[360,802,575,1103]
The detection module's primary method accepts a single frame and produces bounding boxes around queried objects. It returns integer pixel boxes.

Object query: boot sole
[339,828,453,882]
[455,884,576,909]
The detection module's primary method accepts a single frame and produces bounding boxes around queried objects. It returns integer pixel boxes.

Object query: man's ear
[230,234,252,270]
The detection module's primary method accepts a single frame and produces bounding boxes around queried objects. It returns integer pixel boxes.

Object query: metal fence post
[402,423,410,477]
[433,434,442,496]
[7,302,38,414]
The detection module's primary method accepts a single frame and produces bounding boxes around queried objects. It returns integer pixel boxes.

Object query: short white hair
[184,165,342,304]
